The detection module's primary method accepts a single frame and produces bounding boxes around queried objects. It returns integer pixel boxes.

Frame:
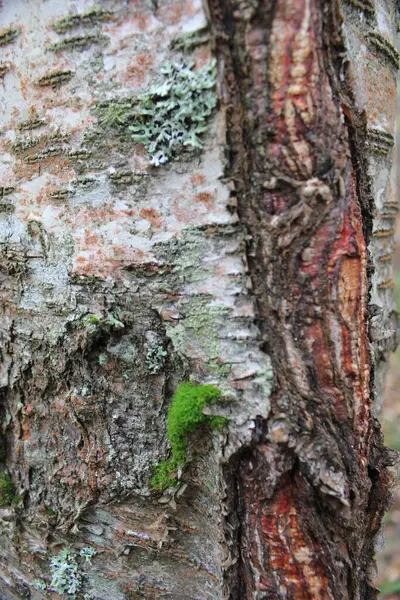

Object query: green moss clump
[151,382,227,490]
[0,473,15,506]
[85,314,101,325]
[45,506,57,517]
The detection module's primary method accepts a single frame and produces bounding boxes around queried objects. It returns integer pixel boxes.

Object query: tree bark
[0,1,397,599]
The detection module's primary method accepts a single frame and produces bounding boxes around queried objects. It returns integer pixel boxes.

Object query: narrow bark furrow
[208,0,397,598]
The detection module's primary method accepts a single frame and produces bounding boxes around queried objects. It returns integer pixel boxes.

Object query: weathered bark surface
[207,0,399,597]
[0,0,397,599]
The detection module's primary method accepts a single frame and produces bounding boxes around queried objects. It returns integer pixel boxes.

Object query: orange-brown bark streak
[212,0,374,597]
[265,0,371,438]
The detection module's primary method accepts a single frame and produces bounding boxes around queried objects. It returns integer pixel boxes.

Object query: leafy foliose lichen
[50,548,82,596]
[151,382,227,490]
[46,546,96,597]
[80,546,97,564]
[129,60,217,166]
[146,341,168,374]
[33,579,47,591]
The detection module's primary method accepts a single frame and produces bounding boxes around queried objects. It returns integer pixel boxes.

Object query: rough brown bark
[0,0,398,599]
[207,0,399,598]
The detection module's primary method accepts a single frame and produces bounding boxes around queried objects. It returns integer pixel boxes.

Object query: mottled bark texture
[0,0,397,599]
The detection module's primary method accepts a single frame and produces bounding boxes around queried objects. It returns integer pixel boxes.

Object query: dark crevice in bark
[224,448,250,600]
[209,0,398,598]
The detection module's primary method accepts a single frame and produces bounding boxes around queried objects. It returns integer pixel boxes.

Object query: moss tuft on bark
[151,382,227,489]
[0,473,16,506]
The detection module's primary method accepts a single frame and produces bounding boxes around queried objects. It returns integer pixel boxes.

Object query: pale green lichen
[84,313,124,330]
[130,60,217,165]
[98,352,109,366]
[33,579,47,591]
[49,546,96,597]
[50,548,82,596]
[146,341,168,374]
[167,296,229,363]
[80,546,97,564]
[98,60,217,166]
[151,382,227,490]
[105,314,124,330]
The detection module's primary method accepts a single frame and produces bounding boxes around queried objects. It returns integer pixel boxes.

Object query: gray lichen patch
[145,331,168,374]
[167,295,230,363]
[53,9,113,33]
[94,59,217,166]
[0,27,20,47]
[49,548,82,596]
[128,60,217,166]
[0,243,28,277]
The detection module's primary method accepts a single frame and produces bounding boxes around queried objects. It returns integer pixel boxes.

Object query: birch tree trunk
[0,0,398,599]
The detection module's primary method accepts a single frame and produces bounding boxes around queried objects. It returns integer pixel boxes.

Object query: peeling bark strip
[207,0,397,598]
